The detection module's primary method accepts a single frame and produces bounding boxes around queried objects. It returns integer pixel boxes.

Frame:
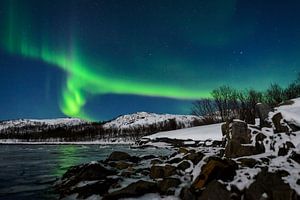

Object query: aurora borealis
[0,0,299,120]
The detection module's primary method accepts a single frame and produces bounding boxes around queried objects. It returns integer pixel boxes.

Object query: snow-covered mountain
[0,118,88,131]
[103,112,204,132]
[0,113,204,142]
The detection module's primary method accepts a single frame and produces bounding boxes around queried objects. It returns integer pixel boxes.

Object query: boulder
[112,161,133,170]
[184,152,204,165]
[103,180,158,200]
[180,187,196,200]
[245,170,298,200]
[272,112,289,133]
[197,180,232,200]
[221,121,230,138]
[290,151,300,164]
[167,157,183,164]
[178,160,191,171]
[150,165,177,179]
[55,162,117,198]
[69,178,119,199]
[141,155,157,160]
[178,147,189,154]
[107,151,131,161]
[289,124,300,132]
[225,140,265,158]
[58,162,116,189]
[231,121,251,144]
[158,177,181,194]
[256,103,272,128]
[150,159,163,165]
[237,158,259,168]
[278,145,289,156]
[255,132,267,142]
[192,157,237,190]
[135,167,150,175]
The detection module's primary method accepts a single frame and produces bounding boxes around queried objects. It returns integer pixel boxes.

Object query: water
[0,144,172,200]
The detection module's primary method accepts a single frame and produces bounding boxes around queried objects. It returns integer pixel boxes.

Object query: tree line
[191,73,300,124]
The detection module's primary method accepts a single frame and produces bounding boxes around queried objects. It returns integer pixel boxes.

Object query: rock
[231,121,251,144]
[107,151,131,161]
[256,103,272,128]
[158,177,181,194]
[272,112,289,133]
[192,157,237,190]
[129,156,141,163]
[245,170,298,200]
[290,151,300,164]
[103,180,158,200]
[278,145,289,156]
[58,162,116,190]
[135,167,150,175]
[120,171,132,178]
[180,187,196,200]
[225,140,265,158]
[276,169,290,177]
[150,165,177,179]
[286,141,296,149]
[178,147,189,154]
[289,124,300,132]
[70,178,119,199]
[56,162,117,198]
[153,137,184,147]
[184,152,204,165]
[150,159,163,165]
[178,160,191,171]
[221,121,230,138]
[225,120,266,158]
[255,141,266,154]
[255,132,267,142]
[237,158,259,168]
[113,161,133,170]
[167,157,182,164]
[141,155,157,160]
[212,140,223,147]
[197,180,232,200]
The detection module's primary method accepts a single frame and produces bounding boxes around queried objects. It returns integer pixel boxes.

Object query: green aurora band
[1,1,210,120]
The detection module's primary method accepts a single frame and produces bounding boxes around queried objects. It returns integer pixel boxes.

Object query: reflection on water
[0,145,172,200]
[54,145,78,177]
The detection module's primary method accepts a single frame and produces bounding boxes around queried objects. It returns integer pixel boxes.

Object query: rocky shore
[55,99,300,200]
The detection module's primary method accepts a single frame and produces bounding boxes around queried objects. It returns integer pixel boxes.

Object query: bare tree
[238,89,263,124]
[191,99,218,124]
[211,86,239,122]
[284,73,300,100]
[265,84,284,107]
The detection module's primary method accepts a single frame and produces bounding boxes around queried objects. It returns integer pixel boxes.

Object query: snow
[0,118,87,131]
[144,123,222,141]
[272,97,300,127]
[103,112,203,130]
[227,167,261,191]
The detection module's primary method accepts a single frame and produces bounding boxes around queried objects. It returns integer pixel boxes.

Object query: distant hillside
[102,112,203,136]
[0,118,87,131]
[0,113,204,142]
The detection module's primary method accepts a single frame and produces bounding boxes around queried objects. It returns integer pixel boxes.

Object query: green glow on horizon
[1,1,211,120]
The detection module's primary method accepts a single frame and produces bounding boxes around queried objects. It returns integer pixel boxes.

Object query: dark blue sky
[0,0,299,121]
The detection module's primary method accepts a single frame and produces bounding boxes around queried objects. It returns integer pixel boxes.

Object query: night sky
[0,0,299,121]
